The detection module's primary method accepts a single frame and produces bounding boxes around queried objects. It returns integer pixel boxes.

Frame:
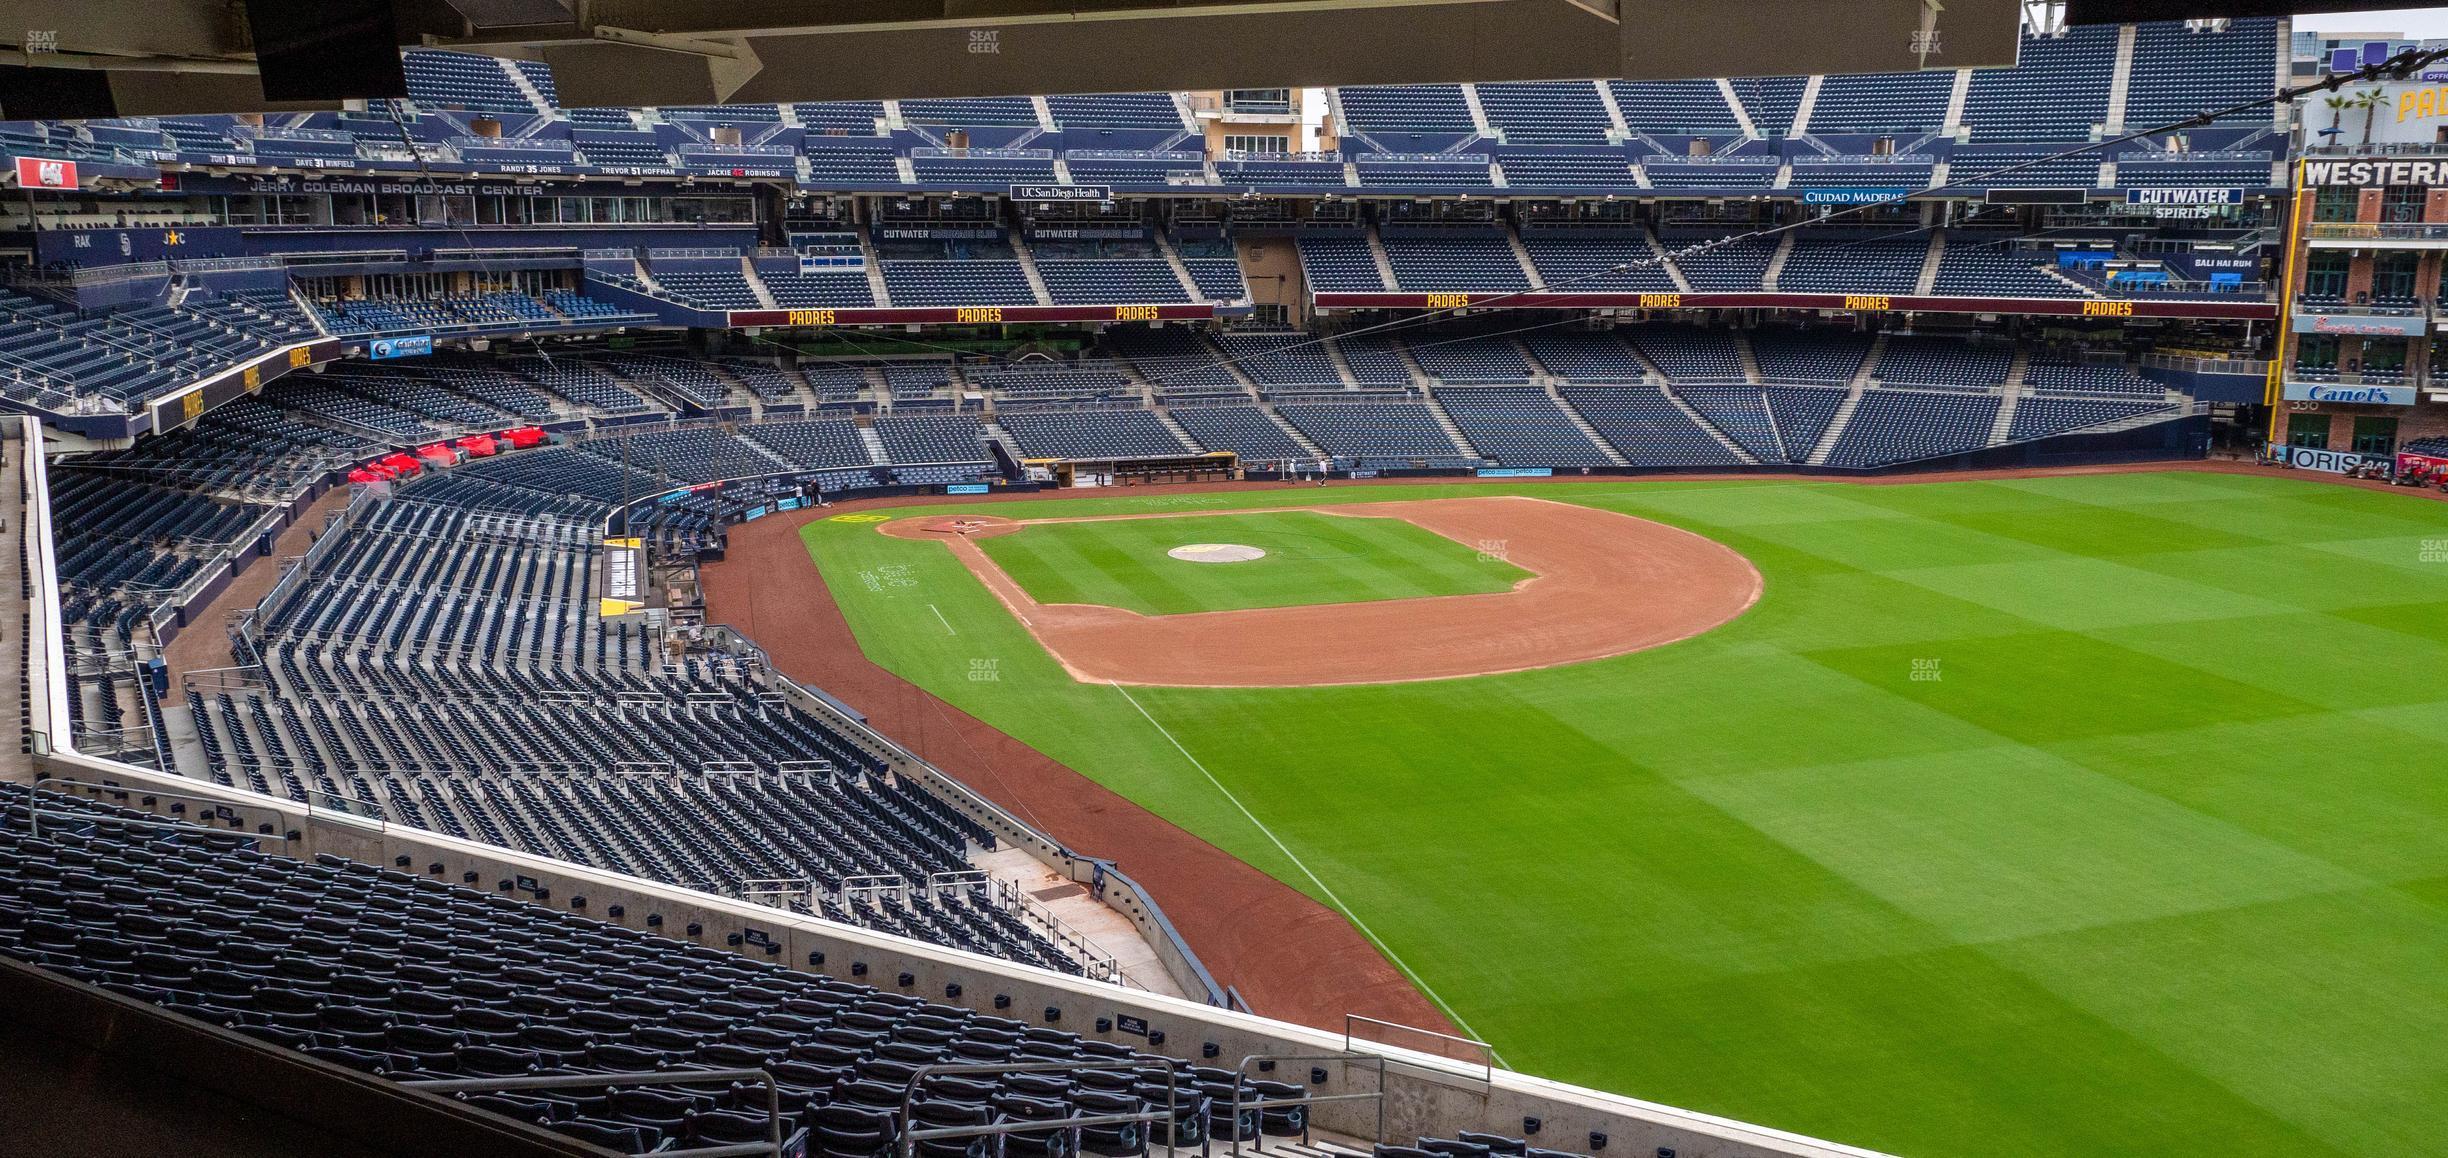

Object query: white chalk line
[1109,681,1508,1068]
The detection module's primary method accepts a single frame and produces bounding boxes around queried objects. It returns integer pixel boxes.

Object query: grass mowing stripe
[1107,679,1510,1066]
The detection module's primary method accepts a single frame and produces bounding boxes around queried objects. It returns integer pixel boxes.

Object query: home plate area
[1167,543,1266,564]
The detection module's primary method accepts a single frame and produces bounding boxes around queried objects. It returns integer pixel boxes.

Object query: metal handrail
[1343,1015,1495,1086]
[896,1059,1181,1158]
[1227,1051,1387,1156]
[402,1067,784,1158]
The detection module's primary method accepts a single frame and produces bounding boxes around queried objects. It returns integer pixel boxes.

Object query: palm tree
[2324,93,2350,139]
[2356,87,2387,145]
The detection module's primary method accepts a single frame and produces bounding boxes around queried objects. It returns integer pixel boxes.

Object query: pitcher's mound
[1168,543,1266,564]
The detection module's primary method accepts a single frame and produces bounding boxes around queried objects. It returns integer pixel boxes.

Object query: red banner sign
[14,156,78,189]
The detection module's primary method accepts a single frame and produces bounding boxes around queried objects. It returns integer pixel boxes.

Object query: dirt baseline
[883,496,1762,687]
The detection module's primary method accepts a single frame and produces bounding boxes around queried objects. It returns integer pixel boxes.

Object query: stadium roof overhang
[1,0,2020,116]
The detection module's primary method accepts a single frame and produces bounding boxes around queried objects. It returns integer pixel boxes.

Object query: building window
[2352,415,2399,454]
[2362,340,2408,374]
[1224,90,1292,115]
[2313,185,2359,222]
[2303,251,2350,299]
[2372,251,2420,301]
[2287,418,2329,449]
[2383,184,2427,223]
[1223,134,1290,155]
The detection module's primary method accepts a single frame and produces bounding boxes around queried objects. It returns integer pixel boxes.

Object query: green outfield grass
[799,473,2448,1158]
[971,509,1530,615]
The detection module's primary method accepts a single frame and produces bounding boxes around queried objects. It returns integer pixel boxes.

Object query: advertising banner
[1799,187,1914,205]
[368,335,434,360]
[2282,382,2417,406]
[2291,313,2429,337]
[13,156,77,188]
[2283,446,2378,473]
[1009,184,1112,202]
[2125,187,2245,206]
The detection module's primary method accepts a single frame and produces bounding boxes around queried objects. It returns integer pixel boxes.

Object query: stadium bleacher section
[0,782,1241,1154]
[0,14,2295,431]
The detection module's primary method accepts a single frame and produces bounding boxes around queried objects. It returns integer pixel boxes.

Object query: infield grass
[800,472,2448,1158]
[972,509,1530,615]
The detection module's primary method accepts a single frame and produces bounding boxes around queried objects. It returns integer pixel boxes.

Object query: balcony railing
[2139,353,2269,376]
[2304,222,2448,242]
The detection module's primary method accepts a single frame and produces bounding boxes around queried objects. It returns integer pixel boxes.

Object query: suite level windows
[528,194,754,225]
[212,191,758,228]
[1224,134,1291,154]
[1223,90,1292,116]
[212,194,324,225]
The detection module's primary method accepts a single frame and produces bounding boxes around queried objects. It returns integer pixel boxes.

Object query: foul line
[1109,680,1508,1067]
[929,604,958,636]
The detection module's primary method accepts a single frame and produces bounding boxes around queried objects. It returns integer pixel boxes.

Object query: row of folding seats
[1932,240,2079,298]
[2009,396,2176,441]
[1873,336,2012,388]
[1101,328,1242,394]
[1775,237,1926,296]
[1035,260,1192,304]
[1435,388,1613,466]
[1750,330,1871,385]
[881,261,1041,307]
[1408,335,1532,384]
[2,785,1316,1156]
[1476,82,1613,145]
[1295,238,1389,293]
[997,410,1191,460]
[1273,401,1474,468]
[1382,233,1530,293]
[1558,387,1740,466]
[747,420,876,469]
[1522,332,1647,383]
[1166,406,1310,463]
[1823,389,2002,467]
[1522,238,1677,294]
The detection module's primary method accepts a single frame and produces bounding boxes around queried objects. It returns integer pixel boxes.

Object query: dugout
[1038,450,1239,487]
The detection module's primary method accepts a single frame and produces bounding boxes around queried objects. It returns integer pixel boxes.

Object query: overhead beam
[3,0,2024,115]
